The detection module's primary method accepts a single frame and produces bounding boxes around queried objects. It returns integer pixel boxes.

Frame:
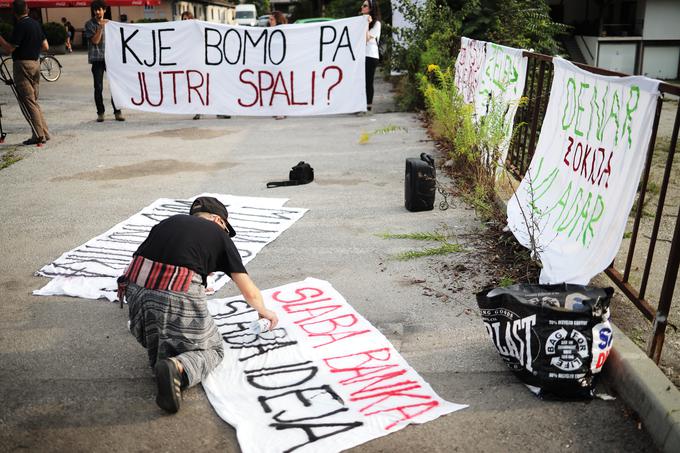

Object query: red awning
[0,0,160,7]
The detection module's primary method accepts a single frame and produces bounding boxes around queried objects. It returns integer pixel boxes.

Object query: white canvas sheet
[453,36,486,105]
[475,42,528,166]
[203,278,467,453]
[105,17,367,116]
[34,194,306,300]
[507,58,660,284]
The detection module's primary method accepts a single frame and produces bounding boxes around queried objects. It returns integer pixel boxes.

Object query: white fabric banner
[507,58,660,284]
[475,42,528,165]
[104,18,367,116]
[34,194,307,301]
[453,37,486,105]
[203,277,467,453]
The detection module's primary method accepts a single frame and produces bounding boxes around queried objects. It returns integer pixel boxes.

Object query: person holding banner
[84,0,125,123]
[268,11,288,120]
[361,0,381,113]
[118,196,278,413]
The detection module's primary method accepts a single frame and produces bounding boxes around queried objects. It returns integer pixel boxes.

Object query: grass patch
[359,125,408,144]
[1,149,22,170]
[394,242,465,260]
[377,231,449,241]
[498,276,515,287]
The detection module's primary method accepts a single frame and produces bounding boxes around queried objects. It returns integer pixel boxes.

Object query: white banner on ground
[203,278,467,453]
[507,58,660,284]
[475,43,528,165]
[104,17,367,116]
[453,37,486,105]
[34,194,307,301]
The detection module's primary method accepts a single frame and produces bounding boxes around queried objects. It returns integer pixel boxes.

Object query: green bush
[42,22,67,45]
[0,22,12,42]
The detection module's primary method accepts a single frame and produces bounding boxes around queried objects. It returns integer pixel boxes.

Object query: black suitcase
[405,153,436,212]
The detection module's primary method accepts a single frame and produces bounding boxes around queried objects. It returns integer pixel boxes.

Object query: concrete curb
[604,324,680,452]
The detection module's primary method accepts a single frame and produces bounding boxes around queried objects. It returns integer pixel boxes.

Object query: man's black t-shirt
[10,16,45,61]
[135,215,246,284]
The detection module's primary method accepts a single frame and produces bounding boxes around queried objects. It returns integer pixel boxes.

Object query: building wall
[643,0,680,39]
[643,46,680,79]
[597,42,637,73]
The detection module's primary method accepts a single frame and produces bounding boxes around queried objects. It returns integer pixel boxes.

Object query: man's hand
[258,308,279,329]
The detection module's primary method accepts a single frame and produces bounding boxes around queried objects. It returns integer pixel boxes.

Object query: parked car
[257,15,270,27]
[235,4,258,26]
[294,17,335,24]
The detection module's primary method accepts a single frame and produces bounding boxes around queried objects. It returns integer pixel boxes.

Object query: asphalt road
[0,52,658,452]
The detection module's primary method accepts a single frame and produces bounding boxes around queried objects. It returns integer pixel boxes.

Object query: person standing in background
[268,11,288,120]
[361,0,381,113]
[84,0,125,122]
[0,0,50,146]
[61,17,73,52]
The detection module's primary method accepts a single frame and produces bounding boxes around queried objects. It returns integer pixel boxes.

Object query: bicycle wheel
[40,55,61,82]
[0,57,13,84]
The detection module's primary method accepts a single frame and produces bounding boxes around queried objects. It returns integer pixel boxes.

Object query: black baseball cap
[190,196,236,237]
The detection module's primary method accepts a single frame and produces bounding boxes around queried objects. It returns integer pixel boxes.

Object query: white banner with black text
[34,194,307,301]
[105,17,367,116]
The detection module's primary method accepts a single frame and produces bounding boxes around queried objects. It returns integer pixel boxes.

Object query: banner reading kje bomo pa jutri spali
[104,17,367,116]
[507,58,660,285]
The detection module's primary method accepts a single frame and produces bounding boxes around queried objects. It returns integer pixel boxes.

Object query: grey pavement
[0,51,674,452]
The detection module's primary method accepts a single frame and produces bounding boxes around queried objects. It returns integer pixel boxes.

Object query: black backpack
[267,161,314,188]
[405,153,436,212]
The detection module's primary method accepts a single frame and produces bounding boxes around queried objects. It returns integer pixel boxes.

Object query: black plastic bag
[476,283,614,398]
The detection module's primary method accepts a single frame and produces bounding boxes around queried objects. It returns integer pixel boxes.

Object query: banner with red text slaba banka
[104,17,367,116]
[203,278,467,453]
[453,36,486,105]
[507,58,660,285]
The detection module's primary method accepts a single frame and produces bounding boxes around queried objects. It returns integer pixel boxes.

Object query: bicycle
[0,53,62,82]
[39,54,62,82]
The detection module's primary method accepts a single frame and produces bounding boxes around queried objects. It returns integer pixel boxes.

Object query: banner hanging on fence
[105,17,367,116]
[203,277,467,453]
[454,36,486,105]
[34,194,307,301]
[506,58,660,284]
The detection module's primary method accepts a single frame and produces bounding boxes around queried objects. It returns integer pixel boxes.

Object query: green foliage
[42,22,67,46]
[391,0,566,111]
[392,0,459,110]
[359,125,407,144]
[378,231,449,241]
[394,242,464,260]
[379,228,464,260]
[498,276,515,287]
[0,22,12,42]
[1,149,22,170]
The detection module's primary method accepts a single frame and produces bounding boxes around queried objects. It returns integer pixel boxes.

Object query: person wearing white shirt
[361,0,381,112]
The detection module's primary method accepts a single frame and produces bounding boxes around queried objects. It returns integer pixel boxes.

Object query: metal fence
[506,51,680,363]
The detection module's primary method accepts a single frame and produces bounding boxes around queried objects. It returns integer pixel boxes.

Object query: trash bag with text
[476,284,614,398]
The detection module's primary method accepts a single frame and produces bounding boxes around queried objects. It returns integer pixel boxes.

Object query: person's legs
[103,62,125,120]
[127,279,224,412]
[13,61,48,142]
[91,61,106,118]
[365,57,378,111]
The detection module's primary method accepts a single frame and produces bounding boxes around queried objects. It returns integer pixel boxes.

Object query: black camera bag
[267,161,314,188]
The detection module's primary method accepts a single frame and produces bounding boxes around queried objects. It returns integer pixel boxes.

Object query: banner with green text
[507,58,660,284]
